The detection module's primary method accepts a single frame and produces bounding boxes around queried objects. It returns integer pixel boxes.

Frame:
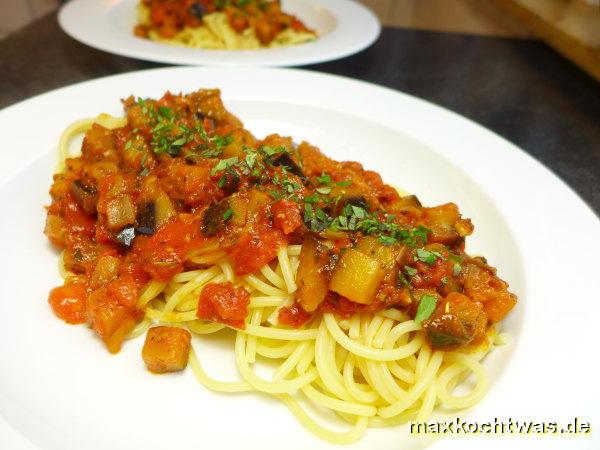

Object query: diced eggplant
[218,173,241,195]
[345,196,369,210]
[201,200,230,236]
[106,195,136,230]
[332,196,369,216]
[422,292,487,351]
[398,195,421,208]
[294,235,331,312]
[188,2,207,19]
[70,179,98,215]
[142,326,192,373]
[271,152,304,177]
[115,226,136,247]
[135,201,156,235]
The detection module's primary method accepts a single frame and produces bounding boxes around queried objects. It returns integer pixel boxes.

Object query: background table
[1,13,599,215]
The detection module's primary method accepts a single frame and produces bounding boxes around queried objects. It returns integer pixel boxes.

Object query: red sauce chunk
[228,221,285,275]
[48,283,88,324]
[197,282,250,329]
[279,301,311,328]
[272,199,302,235]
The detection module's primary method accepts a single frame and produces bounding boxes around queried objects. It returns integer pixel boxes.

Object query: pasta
[45,88,517,444]
[134,1,317,50]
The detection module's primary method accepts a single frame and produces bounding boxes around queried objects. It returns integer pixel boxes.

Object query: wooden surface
[491,0,600,81]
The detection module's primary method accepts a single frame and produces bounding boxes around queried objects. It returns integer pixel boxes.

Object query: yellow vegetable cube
[329,249,384,305]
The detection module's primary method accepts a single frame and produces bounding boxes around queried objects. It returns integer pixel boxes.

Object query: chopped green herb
[210,157,238,176]
[404,265,418,276]
[336,180,352,187]
[316,173,331,185]
[453,262,462,276]
[316,187,332,195]
[223,208,233,220]
[416,248,440,265]
[415,295,438,323]
[379,235,396,246]
[304,203,314,221]
[125,140,132,150]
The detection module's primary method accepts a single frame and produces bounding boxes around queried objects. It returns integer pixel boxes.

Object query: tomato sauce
[197,282,250,329]
[48,283,88,324]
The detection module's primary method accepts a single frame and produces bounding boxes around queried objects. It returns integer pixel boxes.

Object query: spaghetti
[134,1,317,50]
[45,89,516,444]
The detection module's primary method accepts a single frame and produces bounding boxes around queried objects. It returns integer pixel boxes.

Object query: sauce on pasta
[44,88,517,443]
[134,0,317,49]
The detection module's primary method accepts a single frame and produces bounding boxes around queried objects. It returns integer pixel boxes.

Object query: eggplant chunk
[422,292,487,351]
[136,201,156,235]
[70,179,98,215]
[106,195,136,230]
[294,235,331,312]
[115,226,136,247]
[142,326,192,373]
[271,152,304,178]
[201,200,230,236]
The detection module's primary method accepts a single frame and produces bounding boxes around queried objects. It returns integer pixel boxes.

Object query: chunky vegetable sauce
[134,0,314,45]
[45,88,517,356]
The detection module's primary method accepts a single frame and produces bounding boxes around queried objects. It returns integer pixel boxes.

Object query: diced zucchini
[329,248,384,305]
[154,193,176,229]
[294,235,331,312]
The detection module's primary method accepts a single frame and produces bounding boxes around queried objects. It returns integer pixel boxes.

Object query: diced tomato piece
[64,199,95,237]
[228,225,285,275]
[278,301,311,328]
[272,199,301,235]
[197,282,250,329]
[319,294,379,319]
[48,283,88,324]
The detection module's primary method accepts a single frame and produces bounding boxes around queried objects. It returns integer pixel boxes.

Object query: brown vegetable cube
[142,326,192,373]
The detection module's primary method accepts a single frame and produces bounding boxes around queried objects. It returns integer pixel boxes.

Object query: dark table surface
[1,13,599,215]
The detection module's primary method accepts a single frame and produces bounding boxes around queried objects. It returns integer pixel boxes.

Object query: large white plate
[0,67,598,450]
[58,0,380,66]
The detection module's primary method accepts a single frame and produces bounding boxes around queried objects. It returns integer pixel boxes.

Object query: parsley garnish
[223,208,233,220]
[404,265,418,276]
[210,157,239,176]
[453,262,462,276]
[415,295,438,323]
[416,248,442,265]
[316,173,331,185]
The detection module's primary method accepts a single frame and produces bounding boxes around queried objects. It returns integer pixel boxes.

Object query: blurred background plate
[58,0,380,66]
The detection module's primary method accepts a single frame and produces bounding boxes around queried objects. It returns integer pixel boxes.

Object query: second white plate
[58,0,381,66]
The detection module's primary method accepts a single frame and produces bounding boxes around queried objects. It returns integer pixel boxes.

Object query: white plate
[0,67,598,450]
[58,0,380,66]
